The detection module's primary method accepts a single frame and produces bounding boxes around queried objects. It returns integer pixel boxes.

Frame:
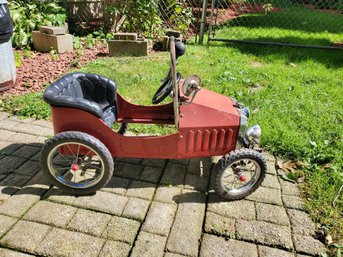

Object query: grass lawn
[212,1,343,46]
[1,43,342,243]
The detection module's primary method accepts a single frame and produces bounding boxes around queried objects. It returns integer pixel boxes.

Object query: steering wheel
[151,72,181,104]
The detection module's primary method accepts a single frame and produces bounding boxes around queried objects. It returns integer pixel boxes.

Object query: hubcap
[221,158,260,196]
[47,142,105,189]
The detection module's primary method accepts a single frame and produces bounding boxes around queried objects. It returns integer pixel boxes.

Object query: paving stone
[15,124,53,137]
[0,119,21,130]
[283,195,306,210]
[0,214,17,237]
[167,190,206,257]
[31,119,52,128]
[164,253,186,257]
[8,133,41,144]
[279,179,300,196]
[264,152,276,162]
[293,234,325,256]
[23,172,50,191]
[187,157,212,177]
[45,187,77,205]
[142,202,177,236]
[36,227,105,257]
[7,116,34,124]
[236,219,293,249]
[169,158,190,165]
[204,211,235,237]
[0,174,32,201]
[102,216,140,244]
[11,145,40,159]
[131,231,167,257]
[14,160,40,177]
[246,186,283,206]
[266,159,277,175]
[99,240,131,257]
[24,201,77,227]
[29,151,40,161]
[258,245,295,257]
[0,192,40,218]
[116,157,142,164]
[184,174,209,192]
[113,162,142,180]
[154,186,182,204]
[102,176,131,195]
[256,202,290,226]
[0,220,51,252]
[160,163,187,187]
[67,208,111,236]
[0,130,19,143]
[200,233,258,257]
[141,158,166,168]
[122,197,150,221]
[287,209,315,236]
[0,142,22,155]
[73,191,128,215]
[261,174,280,189]
[207,193,255,220]
[126,180,156,200]
[140,166,163,183]
[0,156,27,175]
[0,248,34,257]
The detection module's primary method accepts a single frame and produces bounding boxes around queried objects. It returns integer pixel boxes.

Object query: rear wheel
[40,131,113,195]
[213,149,266,200]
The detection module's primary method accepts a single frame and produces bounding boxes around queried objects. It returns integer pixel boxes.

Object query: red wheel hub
[239,175,246,182]
[71,164,79,171]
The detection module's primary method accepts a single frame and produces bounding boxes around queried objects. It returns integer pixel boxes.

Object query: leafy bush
[103,0,162,35]
[8,0,66,48]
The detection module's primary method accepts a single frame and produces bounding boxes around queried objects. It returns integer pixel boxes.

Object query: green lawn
[1,43,342,243]
[212,1,343,46]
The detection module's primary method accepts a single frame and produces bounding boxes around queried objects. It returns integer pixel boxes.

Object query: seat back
[44,72,118,127]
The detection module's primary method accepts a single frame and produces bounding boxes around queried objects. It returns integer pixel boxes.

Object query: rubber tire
[213,149,266,200]
[40,131,114,195]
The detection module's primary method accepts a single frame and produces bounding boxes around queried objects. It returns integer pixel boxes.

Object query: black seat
[43,72,118,127]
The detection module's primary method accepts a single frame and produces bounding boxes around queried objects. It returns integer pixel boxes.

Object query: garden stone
[99,240,131,257]
[24,200,77,228]
[246,186,283,206]
[200,234,258,257]
[122,197,150,221]
[293,234,325,256]
[125,180,156,200]
[131,231,167,257]
[0,214,17,237]
[67,209,111,236]
[142,201,177,236]
[0,248,35,257]
[256,202,290,226]
[154,186,182,204]
[236,219,293,249]
[283,195,306,210]
[0,220,51,252]
[204,211,235,236]
[287,209,315,236]
[32,31,73,53]
[258,245,295,257]
[160,163,187,187]
[36,228,105,257]
[102,216,140,244]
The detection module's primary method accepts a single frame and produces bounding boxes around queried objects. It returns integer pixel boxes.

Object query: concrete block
[113,33,138,41]
[108,40,148,57]
[32,31,73,53]
[39,26,65,35]
[166,30,181,38]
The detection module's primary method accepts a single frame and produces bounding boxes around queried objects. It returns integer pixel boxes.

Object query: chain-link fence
[60,0,342,48]
[207,0,343,49]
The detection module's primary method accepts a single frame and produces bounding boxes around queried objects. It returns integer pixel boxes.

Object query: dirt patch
[1,43,107,97]
[251,61,264,68]
[304,4,342,15]
[193,3,282,27]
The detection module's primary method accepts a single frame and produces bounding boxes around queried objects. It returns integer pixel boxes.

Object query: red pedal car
[41,37,266,200]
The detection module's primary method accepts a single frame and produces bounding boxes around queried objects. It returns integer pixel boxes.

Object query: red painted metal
[51,85,240,159]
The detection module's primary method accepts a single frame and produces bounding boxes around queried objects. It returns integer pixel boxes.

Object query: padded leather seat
[43,72,118,127]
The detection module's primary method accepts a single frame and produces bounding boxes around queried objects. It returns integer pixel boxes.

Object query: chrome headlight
[246,125,261,144]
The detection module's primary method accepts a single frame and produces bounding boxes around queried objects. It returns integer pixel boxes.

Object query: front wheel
[213,149,266,200]
[40,131,114,195]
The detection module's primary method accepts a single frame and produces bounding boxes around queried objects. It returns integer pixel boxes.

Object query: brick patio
[0,111,325,256]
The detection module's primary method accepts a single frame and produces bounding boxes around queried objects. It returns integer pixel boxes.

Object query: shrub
[8,0,66,48]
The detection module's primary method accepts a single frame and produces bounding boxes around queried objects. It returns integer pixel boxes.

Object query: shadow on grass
[206,41,343,68]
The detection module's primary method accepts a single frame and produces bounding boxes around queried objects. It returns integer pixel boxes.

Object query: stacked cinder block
[108,33,148,57]
[32,26,73,53]
[162,30,183,51]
